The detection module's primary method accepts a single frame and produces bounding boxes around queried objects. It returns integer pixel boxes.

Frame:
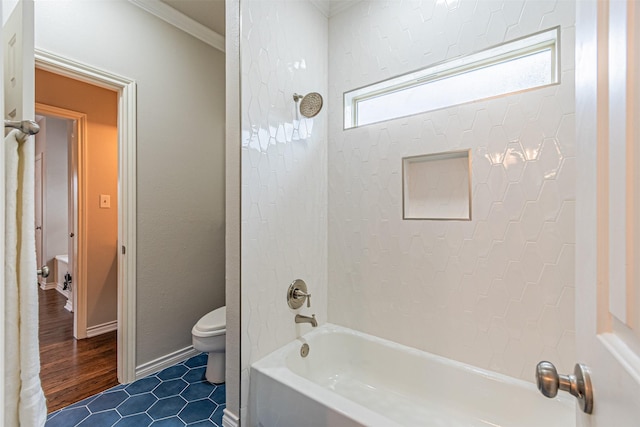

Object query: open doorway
[34,114,73,308]
[35,68,120,412]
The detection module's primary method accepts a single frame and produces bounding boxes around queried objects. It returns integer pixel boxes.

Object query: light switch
[100,194,111,208]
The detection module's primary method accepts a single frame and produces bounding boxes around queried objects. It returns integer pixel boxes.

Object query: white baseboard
[64,299,73,312]
[135,345,200,380]
[86,320,118,338]
[55,282,71,299]
[40,281,57,291]
[222,409,240,427]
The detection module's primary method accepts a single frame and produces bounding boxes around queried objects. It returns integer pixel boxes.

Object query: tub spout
[295,314,317,327]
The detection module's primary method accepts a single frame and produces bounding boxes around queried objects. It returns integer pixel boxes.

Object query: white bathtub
[251,324,575,427]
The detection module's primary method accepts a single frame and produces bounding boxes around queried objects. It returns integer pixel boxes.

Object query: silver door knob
[536,361,593,414]
[37,265,50,278]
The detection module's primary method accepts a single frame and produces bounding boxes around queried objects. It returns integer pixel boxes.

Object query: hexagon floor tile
[46,353,225,427]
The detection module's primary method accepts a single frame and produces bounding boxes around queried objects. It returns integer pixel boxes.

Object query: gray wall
[35,0,226,366]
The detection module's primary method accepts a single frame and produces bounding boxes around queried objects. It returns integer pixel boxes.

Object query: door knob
[37,265,50,278]
[69,233,74,238]
[536,361,593,414]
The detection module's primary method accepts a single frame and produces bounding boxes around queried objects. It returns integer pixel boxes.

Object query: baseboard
[86,320,118,338]
[40,281,57,291]
[222,409,240,427]
[64,299,73,312]
[135,345,200,380]
[55,282,71,299]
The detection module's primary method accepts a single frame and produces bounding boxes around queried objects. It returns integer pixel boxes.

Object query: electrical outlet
[100,194,111,208]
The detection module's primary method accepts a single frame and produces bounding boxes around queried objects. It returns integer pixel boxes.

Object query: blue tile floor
[46,353,225,427]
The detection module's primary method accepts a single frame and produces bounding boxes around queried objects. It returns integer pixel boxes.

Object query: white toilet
[192,306,226,384]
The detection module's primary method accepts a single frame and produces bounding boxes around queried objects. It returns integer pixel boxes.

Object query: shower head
[293,92,323,118]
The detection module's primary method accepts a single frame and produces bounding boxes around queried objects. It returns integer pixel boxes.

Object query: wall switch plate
[100,194,111,208]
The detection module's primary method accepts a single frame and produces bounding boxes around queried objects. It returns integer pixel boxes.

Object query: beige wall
[36,69,119,327]
[35,1,226,366]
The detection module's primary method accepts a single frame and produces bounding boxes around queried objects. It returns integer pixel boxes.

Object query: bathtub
[251,324,575,427]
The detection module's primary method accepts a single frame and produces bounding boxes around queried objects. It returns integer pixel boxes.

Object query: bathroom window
[344,27,559,129]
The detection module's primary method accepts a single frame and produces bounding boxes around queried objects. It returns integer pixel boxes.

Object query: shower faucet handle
[287,279,311,309]
[293,289,311,308]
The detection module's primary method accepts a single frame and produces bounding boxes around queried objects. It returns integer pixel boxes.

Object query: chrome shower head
[293,92,323,118]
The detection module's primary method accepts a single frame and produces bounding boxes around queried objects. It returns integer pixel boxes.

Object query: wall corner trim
[222,410,240,427]
[135,345,200,380]
[128,0,225,53]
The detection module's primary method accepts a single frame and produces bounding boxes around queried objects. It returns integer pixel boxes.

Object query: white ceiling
[160,0,225,36]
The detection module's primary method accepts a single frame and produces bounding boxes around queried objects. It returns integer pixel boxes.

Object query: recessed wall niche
[402,150,471,220]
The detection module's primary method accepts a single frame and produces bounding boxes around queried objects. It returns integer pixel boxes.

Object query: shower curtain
[4,129,47,426]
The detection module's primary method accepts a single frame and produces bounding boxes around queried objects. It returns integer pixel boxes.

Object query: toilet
[192,306,226,384]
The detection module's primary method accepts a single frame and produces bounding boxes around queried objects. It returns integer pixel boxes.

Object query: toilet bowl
[192,306,226,384]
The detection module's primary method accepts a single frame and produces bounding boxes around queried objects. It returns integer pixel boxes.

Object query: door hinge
[122,245,126,255]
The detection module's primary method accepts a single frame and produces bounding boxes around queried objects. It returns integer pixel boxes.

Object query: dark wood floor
[38,288,119,413]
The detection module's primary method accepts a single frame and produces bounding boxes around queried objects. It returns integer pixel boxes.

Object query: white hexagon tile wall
[240,0,329,421]
[327,0,575,383]
[241,0,576,418]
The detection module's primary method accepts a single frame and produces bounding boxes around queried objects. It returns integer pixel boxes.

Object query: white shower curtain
[4,129,47,426]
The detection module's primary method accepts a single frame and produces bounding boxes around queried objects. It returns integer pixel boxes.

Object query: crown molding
[128,0,225,53]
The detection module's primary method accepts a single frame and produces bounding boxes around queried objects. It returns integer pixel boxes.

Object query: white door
[3,0,34,124]
[2,0,36,416]
[573,0,640,424]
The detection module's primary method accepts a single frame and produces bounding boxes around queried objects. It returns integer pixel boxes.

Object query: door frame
[34,104,87,337]
[34,49,138,384]
[1,4,4,413]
